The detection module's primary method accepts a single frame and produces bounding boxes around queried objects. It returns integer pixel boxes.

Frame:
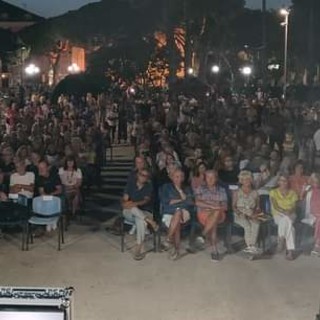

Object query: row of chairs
[0,195,64,251]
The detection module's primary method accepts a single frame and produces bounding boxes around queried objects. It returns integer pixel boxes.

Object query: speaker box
[0,287,74,320]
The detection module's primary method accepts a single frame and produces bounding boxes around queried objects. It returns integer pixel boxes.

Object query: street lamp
[187,67,194,75]
[280,8,290,100]
[25,64,40,76]
[67,63,80,74]
[211,65,220,74]
[241,66,252,76]
[241,66,253,86]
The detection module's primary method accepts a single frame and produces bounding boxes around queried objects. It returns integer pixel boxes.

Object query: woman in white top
[59,156,82,216]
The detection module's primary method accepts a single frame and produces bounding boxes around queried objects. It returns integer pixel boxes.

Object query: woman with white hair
[301,173,320,256]
[233,170,261,253]
[269,173,298,260]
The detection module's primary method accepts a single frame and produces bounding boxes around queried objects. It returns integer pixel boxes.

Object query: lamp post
[280,8,290,100]
[25,64,40,76]
[241,66,253,86]
[187,67,194,76]
[211,65,220,74]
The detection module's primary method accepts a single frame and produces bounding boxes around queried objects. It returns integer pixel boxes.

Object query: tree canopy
[17,0,320,86]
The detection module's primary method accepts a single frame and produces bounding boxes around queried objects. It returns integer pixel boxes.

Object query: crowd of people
[119,90,320,261]
[0,92,113,234]
[1,86,320,262]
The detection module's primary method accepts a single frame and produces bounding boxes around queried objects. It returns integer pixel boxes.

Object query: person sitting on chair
[37,160,63,233]
[127,156,147,183]
[59,156,82,217]
[300,173,320,257]
[269,173,298,261]
[122,168,157,261]
[37,160,62,197]
[161,168,194,260]
[10,160,35,200]
[232,170,261,254]
[195,170,228,261]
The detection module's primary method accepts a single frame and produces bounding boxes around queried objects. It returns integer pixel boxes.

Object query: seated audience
[161,169,194,260]
[10,160,35,199]
[195,170,227,261]
[157,154,181,187]
[122,168,157,261]
[34,160,63,233]
[191,162,207,191]
[269,150,281,176]
[289,160,309,198]
[15,145,31,165]
[28,151,42,177]
[233,171,261,253]
[128,156,147,183]
[254,164,278,190]
[156,143,179,171]
[269,174,298,260]
[218,155,239,185]
[59,156,82,216]
[37,160,62,197]
[301,173,320,256]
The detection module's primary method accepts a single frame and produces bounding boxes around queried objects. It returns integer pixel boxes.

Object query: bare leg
[203,210,221,252]
[173,222,181,251]
[72,192,81,215]
[167,211,181,241]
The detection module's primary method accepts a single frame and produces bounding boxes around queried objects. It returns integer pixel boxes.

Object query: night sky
[5,0,292,18]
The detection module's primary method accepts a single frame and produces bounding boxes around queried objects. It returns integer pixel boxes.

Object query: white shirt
[59,168,82,186]
[10,171,35,198]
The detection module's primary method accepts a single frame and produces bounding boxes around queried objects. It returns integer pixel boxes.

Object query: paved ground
[1,146,320,320]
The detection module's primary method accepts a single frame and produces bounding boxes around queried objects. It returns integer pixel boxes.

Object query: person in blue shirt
[160,168,194,260]
[122,168,157,261]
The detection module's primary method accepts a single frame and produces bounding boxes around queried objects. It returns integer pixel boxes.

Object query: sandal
[161,239,173,252]
[133,251,146,261]
[168,248,180,261]
[146,219,159,233]
[285,250,295,261]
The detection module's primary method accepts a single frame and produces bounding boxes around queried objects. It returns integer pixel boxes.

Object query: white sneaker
[249,246,261,255]
[129,225,136,235]
[196,236,205,244]
[311,249,320,257]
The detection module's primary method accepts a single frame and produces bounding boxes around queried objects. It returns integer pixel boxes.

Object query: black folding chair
[119,212,157,253]
[0,201,30,250]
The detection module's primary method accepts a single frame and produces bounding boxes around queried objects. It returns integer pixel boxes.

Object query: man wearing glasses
[122,168,157,260]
